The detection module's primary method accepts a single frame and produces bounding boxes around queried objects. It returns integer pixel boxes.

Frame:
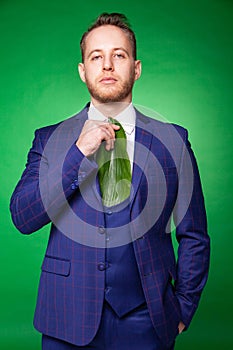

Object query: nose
[103,55,114,71]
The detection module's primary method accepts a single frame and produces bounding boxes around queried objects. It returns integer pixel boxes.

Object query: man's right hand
[75,120,120,157]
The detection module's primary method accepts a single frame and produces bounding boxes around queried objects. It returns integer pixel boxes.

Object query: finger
[99,126,115,151]
[103,123,118,140]
[100,125,114,141]
[111,124,120,130]
[105,138,115,151]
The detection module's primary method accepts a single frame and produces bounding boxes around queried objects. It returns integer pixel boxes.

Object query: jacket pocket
[41,255,71,276]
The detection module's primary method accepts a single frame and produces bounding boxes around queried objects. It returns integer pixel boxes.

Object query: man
[10,13,210,350]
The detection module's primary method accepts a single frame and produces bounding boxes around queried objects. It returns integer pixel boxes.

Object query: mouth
[99,77,117,84]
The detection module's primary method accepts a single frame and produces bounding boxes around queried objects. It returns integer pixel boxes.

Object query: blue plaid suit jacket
[10,105,210,347]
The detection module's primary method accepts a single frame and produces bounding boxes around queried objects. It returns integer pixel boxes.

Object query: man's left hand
[178,321,186,334]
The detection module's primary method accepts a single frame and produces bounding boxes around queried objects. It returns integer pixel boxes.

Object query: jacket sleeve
[10,127,98,234]
[173,128,210,329]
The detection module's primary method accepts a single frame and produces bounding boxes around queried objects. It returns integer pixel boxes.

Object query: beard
[85,72,135,103]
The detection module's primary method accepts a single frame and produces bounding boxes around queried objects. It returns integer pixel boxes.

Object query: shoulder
[33,105,88,141]
[136,109,188,141]
[35,112,81,135]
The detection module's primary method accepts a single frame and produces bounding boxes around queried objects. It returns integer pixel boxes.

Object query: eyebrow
[87,47,130,59]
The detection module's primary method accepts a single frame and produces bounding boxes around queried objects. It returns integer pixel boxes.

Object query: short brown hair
[80,12,137,62]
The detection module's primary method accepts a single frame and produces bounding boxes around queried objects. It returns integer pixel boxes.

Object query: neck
[91,101,131,118]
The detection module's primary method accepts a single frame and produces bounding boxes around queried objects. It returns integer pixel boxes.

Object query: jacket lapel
[130,111,153,207]
[72,105,89,141]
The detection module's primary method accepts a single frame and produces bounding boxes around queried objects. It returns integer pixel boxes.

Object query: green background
[1,0,232,349]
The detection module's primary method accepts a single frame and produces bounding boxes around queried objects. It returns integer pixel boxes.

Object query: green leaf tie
[96,117,132,207]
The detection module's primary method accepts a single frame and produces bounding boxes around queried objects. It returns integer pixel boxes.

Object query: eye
[114,53,125,59]
[91,55,102,61]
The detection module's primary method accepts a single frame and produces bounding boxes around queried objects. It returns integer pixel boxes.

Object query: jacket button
[71,179,78,190]
[98,226,106,234]
[78,173,86,181]
[98,262,107,271]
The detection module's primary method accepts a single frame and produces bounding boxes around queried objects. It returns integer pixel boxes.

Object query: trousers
[42,302,176,350]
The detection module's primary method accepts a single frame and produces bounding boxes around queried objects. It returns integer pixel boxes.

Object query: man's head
[78,13,141,105]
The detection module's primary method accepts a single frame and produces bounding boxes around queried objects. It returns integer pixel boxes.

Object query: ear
[134,60,142,81]
[78,63,86,83]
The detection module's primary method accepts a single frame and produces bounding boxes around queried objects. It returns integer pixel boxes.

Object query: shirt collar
[88,102,135,135]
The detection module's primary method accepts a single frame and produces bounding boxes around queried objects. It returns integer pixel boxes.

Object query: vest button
[98,262,107,271]
[98,226,106,234]
[106,210,112,215]
[105,286,111,293]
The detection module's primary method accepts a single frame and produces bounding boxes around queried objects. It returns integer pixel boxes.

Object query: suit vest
[103,201,146,317]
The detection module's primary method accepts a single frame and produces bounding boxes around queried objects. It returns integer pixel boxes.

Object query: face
[78,25,141,105]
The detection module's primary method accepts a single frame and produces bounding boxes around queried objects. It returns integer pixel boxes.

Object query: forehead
[84,25,132,54]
